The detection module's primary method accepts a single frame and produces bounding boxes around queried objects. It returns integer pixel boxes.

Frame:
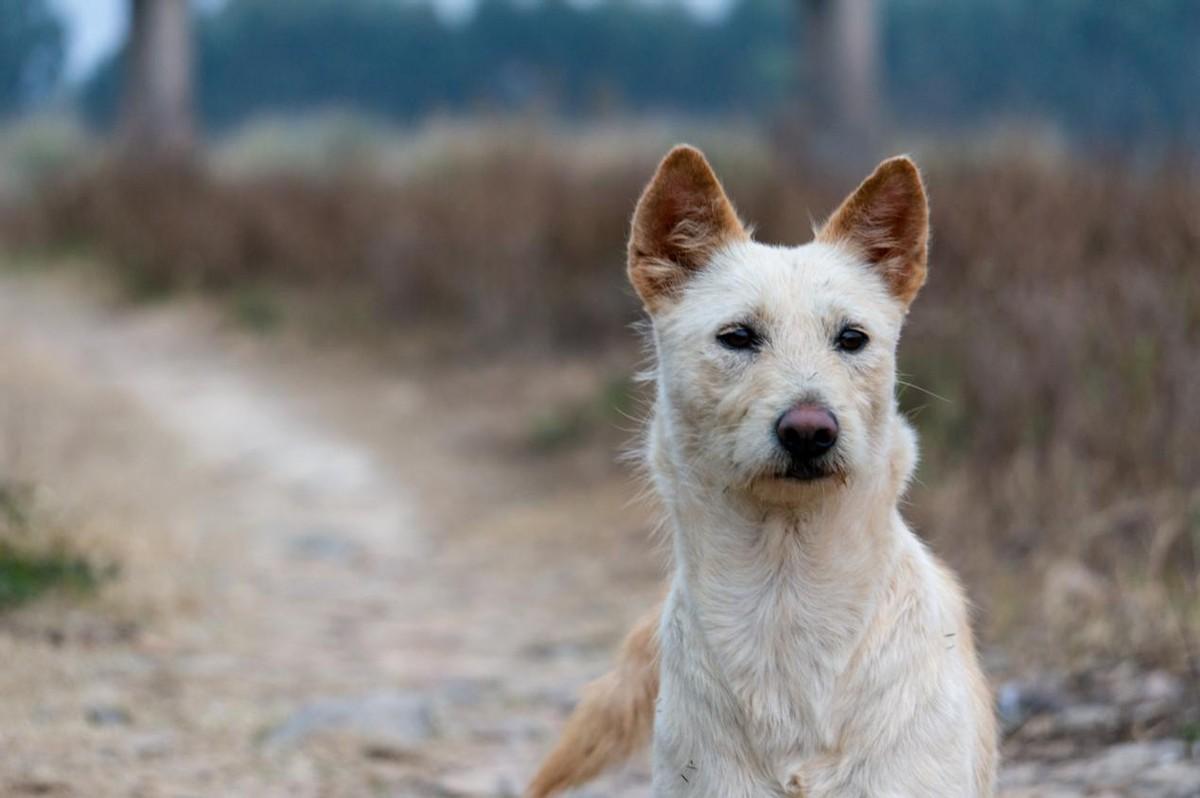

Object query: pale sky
[49,0,731,85]
[49,0,128,83]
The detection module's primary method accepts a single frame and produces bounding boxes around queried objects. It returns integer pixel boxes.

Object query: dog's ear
[818,156,929,308]
[628,145,747,312]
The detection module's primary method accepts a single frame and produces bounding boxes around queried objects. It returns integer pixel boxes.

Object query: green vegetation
[81,0,792,129]
[885,0,1200,143]
[0,0,64,118]
[230,285,284,333]
[73,0,1200,148]
[0,480,101,610]
[0,544,100,610]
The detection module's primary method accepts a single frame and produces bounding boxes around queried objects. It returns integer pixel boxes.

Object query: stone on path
[263,690,435,752]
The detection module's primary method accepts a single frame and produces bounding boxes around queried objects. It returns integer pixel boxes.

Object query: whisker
[897,378,952,404]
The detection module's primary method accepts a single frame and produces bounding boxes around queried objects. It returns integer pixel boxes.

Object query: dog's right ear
[628,145,747,312]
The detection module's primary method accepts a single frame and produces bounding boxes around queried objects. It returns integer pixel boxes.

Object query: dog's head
[631,146,927,503]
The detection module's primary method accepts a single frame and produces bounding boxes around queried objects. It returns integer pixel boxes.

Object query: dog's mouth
[778,465,835,482]
[762,455,847,484]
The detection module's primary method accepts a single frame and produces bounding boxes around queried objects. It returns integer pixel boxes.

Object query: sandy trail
[0,273,656,796]
[0,272,1196,797]
[0,277,419,562]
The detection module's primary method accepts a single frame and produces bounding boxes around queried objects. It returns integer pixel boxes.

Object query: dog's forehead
[689,239,895,323]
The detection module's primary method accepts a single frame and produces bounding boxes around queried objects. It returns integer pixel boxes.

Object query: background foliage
[69,0,1200,148]
[0,0,66,117]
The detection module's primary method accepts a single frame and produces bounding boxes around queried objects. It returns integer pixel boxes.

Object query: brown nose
[776,404,839,460]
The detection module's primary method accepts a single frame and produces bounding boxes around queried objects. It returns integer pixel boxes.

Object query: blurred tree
[120,0,196,161]
[86,0,794,129]
[801,0,879,151]
[0,0,66,117]
[78,0,1200,150]
[884,0,1200,147]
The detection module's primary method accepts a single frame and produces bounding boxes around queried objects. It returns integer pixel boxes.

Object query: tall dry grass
[0,338,212,620]
[3,126,1198,667]
[905,159,1200,669]
[3,123,773,348]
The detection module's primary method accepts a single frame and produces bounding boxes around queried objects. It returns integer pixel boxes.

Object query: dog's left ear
[818,156,929,308]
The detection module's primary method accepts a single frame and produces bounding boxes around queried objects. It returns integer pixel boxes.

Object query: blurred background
[0,1,1198,795]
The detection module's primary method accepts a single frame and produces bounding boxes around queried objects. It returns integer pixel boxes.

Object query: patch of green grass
[118,265,176,305]
[0,543,101,611]
[230,285,284,333]
[0,480,106,611]
[527,409,590,453]
[0,250,51,275]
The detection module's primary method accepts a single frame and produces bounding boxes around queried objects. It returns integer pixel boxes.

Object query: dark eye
[717,325,760,351]
[836,327,869,353]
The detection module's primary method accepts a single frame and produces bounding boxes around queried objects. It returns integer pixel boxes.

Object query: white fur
[644,239,995,797]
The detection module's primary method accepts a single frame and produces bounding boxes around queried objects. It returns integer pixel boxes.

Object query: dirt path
[0,272,656,796]
[0,272,1196,797]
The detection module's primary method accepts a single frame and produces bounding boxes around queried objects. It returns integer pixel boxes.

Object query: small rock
[8,779,70,796]
[1107,666,1183,709]
[998,679,1066,733]
[997,760,1044,787]
[131,731,175,759]
[1141,671,1183,703]
[1095,740,1185,771]
[288,531,361,561]
[1051,741,1185,788]
[439,678,493,706]
[86,705,132,727]
[362,742,421,763]
[1053,703,1120,737]
[263,690,434,752]
[437,766,519,797]
[1138,760,1200,796]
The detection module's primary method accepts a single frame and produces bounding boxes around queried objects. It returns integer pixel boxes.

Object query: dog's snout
[776,404,839,460]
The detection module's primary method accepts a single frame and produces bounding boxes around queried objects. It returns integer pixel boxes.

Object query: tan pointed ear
[818,156,929,307]
[628,145,748,311]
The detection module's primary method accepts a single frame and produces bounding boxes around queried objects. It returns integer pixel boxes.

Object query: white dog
[528,147,997,797]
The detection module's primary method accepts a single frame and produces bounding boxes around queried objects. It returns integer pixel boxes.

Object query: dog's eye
[717,325,760,351]
[836,327,869,353]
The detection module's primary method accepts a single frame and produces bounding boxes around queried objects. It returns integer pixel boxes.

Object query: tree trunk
[119,0,194,164]
[801,0,880,156]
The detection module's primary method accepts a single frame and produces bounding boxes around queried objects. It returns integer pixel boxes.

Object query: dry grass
[3,125,1198,668]
[0,340,209,619]
[903,158,1200,670]
[3,123,773,349]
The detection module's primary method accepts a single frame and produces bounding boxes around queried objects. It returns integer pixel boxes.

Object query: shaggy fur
[527,146,996,797]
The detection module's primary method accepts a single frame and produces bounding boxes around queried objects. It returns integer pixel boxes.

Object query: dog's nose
[776,404,839,460]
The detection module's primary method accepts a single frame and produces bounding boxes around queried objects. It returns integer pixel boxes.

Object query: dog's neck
[651,407,916,672]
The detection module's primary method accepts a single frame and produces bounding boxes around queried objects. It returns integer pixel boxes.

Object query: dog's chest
[656,584,858,795]
[710,587,851,750]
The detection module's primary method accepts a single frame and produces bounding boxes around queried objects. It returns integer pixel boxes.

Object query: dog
[527,147,997,797]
